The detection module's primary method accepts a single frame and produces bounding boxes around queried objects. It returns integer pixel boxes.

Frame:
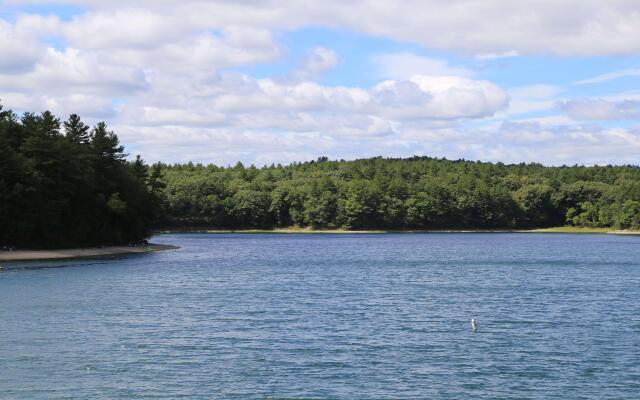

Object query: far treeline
[2,107,640,249]
[157,155,640,231]
[0,105,163,248]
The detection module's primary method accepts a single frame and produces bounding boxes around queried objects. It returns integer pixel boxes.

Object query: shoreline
[4,226,637,263]
[156,227,640,235]
[0,243,179,262]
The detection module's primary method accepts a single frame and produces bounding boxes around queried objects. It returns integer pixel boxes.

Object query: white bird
[471,318,477,332]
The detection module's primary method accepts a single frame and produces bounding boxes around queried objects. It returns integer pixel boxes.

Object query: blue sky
[1,1,639,165]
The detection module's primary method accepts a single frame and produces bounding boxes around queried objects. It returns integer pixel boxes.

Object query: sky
[1,1,640,166]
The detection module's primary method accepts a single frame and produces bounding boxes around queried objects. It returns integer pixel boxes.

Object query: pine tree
[64,114,90,144]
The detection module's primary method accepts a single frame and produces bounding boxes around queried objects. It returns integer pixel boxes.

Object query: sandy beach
[0,243,179,262]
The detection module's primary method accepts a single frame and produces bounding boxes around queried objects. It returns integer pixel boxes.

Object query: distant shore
[527,227,640,234]
[156,227,640,235]
[0,243,179,262]
[2,227,637,263]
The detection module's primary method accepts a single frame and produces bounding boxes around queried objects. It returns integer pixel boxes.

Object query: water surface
[2,233,640,399]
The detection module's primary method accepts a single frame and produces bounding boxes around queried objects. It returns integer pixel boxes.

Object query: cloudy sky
[1,1,640,165]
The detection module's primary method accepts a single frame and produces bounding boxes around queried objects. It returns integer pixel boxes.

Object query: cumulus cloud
[8,0,640,56]
[494,119,640,164]
[560,99,640,120]
[114,109,640,166]
[2,1,639,166]
[328,1,640,56]
[373,53,472,80]
[102,65,507,163]
[298,47,338,76]
[499,84,563,117]
[1,91,116,119]
[0,16,59,73]
[63,9,184,49]
[373,76,508,120]
[0,47,147,96]
[116,72,507,131]
[0,24,39,73]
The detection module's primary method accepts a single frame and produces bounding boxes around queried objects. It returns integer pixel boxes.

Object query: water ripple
[1,233,640,399]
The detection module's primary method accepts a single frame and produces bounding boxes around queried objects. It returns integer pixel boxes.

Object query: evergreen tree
[64,114,90,144]
[0,104,159,248]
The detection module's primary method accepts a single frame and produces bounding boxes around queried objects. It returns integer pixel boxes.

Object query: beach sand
[0,243,179,262]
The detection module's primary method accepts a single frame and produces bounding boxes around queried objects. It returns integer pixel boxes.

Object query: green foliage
[612,200,640,229]
[514,184,559,227]
[156,155,640,231]
[0,104,160,248]
[3,103,639,243]
[64,113,90,144]
[107,193,128,215]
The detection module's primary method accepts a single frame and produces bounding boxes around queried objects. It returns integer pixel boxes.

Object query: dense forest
[2,106,640,249]
[0,105,162,248]
[157,156,640,231]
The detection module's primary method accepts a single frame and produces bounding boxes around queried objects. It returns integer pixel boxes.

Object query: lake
[2,233,640,399]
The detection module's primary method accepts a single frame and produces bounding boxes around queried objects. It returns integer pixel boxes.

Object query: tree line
[156,155,640,231]
[0,104,163,248]
[2,105,640,249]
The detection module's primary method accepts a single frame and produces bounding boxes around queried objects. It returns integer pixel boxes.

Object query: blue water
[1,233,640,399]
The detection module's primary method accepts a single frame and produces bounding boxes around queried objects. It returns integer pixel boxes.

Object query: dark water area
[2,233,640,399]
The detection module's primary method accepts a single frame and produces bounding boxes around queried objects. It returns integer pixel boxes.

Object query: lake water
[2,233,640,399]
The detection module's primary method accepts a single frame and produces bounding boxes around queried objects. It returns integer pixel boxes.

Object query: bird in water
[471,318,477,332]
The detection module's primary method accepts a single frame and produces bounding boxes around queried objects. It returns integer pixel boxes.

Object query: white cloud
[63,9,185,49]
[0,24,38,73]
[0,47,147,95]
[9,0,640,56]
[492,119,640,164]
[2,1,640,166]
[117,73,507,130]
[373,53,472,80]
[340,1,640,56]
[560,99,640,120]
[93,67,507,163]
[0,16,59,73]
[498,84,563,117]
[475,51,519,60]
[373,76,508,120]
[1,90,116,119]
[574,68,640,84]
[301,47,338,75]
[147,30,280,72]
